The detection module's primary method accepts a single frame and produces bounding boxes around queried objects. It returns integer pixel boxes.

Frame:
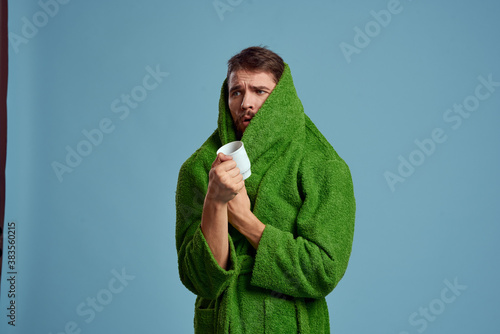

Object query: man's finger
[212,153,233,168]
[219,153,233,162]
[239,180,247,194]
[219,160,238,172]
[227,167,241,178]
[211,155,221,168]
[234,178,245,192]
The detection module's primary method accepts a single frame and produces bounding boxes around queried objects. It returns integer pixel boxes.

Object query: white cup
[216,141,251,180]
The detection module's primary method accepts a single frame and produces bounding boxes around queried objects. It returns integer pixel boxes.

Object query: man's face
[228,70,277,136]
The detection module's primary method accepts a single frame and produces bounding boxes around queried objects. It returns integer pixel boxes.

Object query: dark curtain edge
[0,0,8,283]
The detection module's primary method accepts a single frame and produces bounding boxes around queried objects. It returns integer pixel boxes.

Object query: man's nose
[241,93,255,110]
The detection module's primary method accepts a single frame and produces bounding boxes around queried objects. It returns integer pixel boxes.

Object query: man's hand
[206,153,244,203]
[227,184,251,226]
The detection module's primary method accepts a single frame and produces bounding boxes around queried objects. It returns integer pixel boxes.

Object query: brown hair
[226,46,285,84]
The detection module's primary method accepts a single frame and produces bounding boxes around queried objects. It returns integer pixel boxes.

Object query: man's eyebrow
[251,85,272,91]
[229,84,273,93]
[229,84,242,93]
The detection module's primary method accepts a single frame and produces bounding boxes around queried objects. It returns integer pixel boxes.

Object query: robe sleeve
[250,153,355,299]
[175,158,238,300]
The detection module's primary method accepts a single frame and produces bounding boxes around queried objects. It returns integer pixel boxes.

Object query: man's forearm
[201,197,230,270]
[229,210,265,249]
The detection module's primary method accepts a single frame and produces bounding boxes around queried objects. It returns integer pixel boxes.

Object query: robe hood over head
[216,63,307,203]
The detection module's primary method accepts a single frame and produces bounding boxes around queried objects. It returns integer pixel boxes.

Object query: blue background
[1,0,499,333]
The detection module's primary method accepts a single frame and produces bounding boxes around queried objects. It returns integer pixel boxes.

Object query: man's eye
[257,90,265,94]
[232,91,241,96]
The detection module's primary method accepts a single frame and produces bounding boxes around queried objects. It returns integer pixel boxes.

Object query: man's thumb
[212,153,225,168]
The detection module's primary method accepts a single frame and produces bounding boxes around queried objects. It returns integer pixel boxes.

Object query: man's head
[226,47,285,137]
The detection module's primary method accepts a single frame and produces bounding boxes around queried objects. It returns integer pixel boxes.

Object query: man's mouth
[242,116,253,125]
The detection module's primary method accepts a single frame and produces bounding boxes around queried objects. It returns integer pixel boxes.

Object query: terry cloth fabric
[175,63,356,333]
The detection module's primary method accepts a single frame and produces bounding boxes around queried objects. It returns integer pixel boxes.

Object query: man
[176,46,355,333]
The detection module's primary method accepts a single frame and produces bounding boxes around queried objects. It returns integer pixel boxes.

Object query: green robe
[175,63,355,333]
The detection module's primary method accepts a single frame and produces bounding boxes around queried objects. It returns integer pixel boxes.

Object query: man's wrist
[204,195,228,211]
